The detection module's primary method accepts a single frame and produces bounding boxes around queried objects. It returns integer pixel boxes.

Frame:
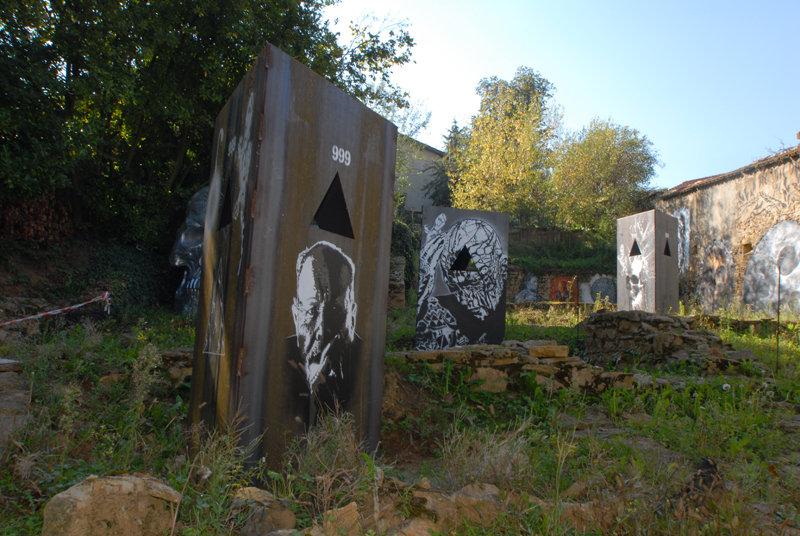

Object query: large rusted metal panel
[190,44,397,467]
[617,209,679,313]
[415,206,509,350]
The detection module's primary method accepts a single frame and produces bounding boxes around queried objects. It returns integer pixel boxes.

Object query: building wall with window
[655,144,800,314]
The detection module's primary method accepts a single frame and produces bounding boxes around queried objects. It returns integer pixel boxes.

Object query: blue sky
[324,0,800,190]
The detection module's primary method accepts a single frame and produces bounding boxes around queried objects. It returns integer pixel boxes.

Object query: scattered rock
[168,367,192,385]
[621,413,652,425]
[322,501,359,536]
[240,501,296,536]
[395,518,440,536]
[0,371,24,391]
[528,345,570,358]
[452,483,501,526]
[469,367,508,392]
[98,373,129,386]
[41,475,181,536]
[0,358,23,373]
[233,486,277,507]
[778,415,800,434]
[560,481,589,500]
[362,491,404,534]
[727,349,758,361]
[559,501,597,531]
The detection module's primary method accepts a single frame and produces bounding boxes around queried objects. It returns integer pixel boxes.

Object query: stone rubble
[582,310,756,370]
[387,311,767,396]
[387,342,638,395]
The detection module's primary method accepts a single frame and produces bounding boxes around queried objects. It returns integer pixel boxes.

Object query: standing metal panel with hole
[415,206,509,350]
[189,44,397,468]
[616,209,679,313]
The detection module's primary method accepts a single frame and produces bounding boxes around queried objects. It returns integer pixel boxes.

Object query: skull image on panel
[416,215,507,350]
[170,187,208,314]
[619,216,653,311]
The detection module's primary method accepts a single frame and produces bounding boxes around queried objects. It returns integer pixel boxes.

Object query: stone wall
[656,146,800,313]
[387,256,406,310]
[582,310,758,372]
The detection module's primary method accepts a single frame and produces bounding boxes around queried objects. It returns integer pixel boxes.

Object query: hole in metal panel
[312,173,354,239]
[450,245,476,271]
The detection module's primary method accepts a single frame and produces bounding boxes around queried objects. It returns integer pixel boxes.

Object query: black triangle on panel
[217,172,233,230]
[312,173,354,239]
[450,245,474,271]
[664,239,672,256]
[629,240,641,257]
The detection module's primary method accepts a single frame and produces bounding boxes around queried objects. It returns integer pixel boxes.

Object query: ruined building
[655,142,800,314]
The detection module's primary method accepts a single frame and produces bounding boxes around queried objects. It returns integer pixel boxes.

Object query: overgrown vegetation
[1,1,415,248]
[0,238,177,309]
[0,297,798,534]
[508,237,616,275]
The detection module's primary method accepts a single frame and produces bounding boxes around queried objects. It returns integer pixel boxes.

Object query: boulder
[412,489,458,530]
[240,501,296,536]
[452,483,501,526]
[41,475,181,536]
[322,501,359,536]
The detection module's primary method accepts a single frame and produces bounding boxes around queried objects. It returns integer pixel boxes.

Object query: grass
[0,299,798,535]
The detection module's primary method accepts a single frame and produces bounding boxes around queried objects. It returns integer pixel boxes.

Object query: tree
[0,0,415,245]
[551,118,661,236]
[421,121,465,207]
[450,67,560,225]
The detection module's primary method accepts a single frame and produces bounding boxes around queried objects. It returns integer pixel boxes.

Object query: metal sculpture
[188,44,397,468]
[617,209,678,313]
[415,207,509,350]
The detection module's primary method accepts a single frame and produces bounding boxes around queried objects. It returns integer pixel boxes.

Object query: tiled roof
[660,144,800,201]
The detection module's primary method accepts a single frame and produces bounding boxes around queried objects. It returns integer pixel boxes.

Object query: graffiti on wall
[695,240,735,312]
[550,276,578,302]
[416,212,508,350]
[742,220,800,314]
[513,273,542,303]
[737,174,800,219]
[673,207,691,275]
[579,274,616,304]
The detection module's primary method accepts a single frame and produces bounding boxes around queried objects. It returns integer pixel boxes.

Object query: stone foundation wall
[582,310,744,367]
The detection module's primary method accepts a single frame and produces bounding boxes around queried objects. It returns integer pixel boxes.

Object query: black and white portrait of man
[287,241,361,425]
